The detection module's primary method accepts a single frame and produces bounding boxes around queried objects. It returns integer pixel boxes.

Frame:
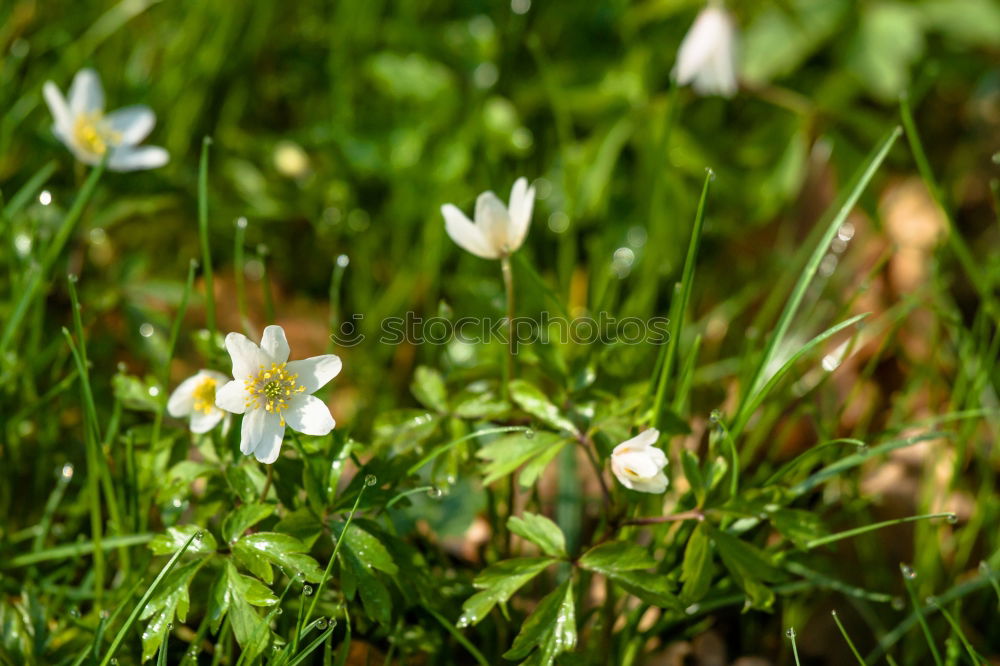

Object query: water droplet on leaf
[303,585,314,596]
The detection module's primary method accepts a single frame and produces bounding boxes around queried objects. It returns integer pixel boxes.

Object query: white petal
[215,379,248,414]
[442,203,499,259]
[615,450,662,478]
[240,408,266,455]
[507,177,535,252]
[286,354,342,394]
[633,472,669,494]
[42,81,73,136]
[284,394,335,436]
[613,428,660,455]
[225,332,268,381]
[167,374,202,417]
[189,409,224,434]
[260,325,290,364]
[104,105,155,145]
[253,413,286,464]
[675,7,737,97]
[68,68,104,115]
[107,145,169,172]
[474,191,514,255]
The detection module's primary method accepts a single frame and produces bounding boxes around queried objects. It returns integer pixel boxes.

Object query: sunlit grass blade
[0,159,105,356]
[765,438,866,485]
[732,126,901,439]
[234,216,250,334]
[327,253,349,352]
[980,561,1000,609]
[651,168,711,429]
[98,530,200,666]
[426,606,490,666]
[198,136,217,339]
[805,512,955,550]
[830,610,867,665]
[286,622,337,666]
[926,597,984,665]
[786,627,801,666]
[5,533,154,568]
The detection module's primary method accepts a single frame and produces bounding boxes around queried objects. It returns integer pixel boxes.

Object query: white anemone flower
[441,177,535,259]
[215,325,341,464]
[42,68,169,171]
[610,429,668,494]
[167,370,230,434]
[674,4,739,98]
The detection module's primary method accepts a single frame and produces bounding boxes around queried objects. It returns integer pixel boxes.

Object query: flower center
[72,112,120,156]
[192,377,218,415]
[245,362,305,426]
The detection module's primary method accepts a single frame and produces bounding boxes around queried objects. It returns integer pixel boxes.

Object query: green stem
[805,513,955,550]
[198,137,217,340]
[501,254,515,401]
[234,217,249,334]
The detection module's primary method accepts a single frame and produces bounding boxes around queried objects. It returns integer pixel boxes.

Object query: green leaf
[411,365,448,412]
[460,557,553,627]
[340,539,393,626]
[222,503,275,544]
[149,525,216,556]
[477,431,566,484]
[608,570,681,609]
[503,579,576,664]
[681,450,705,506]
[452,391,510,419]
[274,508,325,550]
[508,513,566,558]
[509,380,579,436]
[224,563,273,659]
[373,409,440,452]
[112,373,163,412]
[578,541,655,574]
[334,523,398,575]
[707,525,782,609]
[518,438,569,488]
[139,560,201,662]
[770,508,825,549]
[234,532,323,582]
[680,524,713,602]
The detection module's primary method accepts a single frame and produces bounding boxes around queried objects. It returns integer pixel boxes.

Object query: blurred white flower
[42,68,169,171]
[215,325,341,464]
[610,429,668,493]
[167,370,230,434]
[441,177,535,259]
[674,4,738,97]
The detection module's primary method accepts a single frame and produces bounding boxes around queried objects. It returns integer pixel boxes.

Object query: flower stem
[621,509,704,527]
[198,137,217,341]
[260,464,274,503]
[578,433,612,507]
[500,254,515,401]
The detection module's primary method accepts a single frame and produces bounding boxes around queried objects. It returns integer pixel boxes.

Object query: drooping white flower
[610,429,668,494]
[674,4,739,98]
[167,369,230,434]
[215,325,341,464]
[42,68,169,171]
[441,177,535,259]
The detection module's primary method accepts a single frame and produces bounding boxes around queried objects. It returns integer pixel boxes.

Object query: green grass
[2,0,1000,664]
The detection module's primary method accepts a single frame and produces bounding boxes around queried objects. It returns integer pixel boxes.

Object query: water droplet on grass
[428,487,444,499]
[364,474,377,487]
[785,628,796,639]
[60,463,74,480]
[524,429,535,439]
[946,513,958,524]
[303,585,314,596]
[900,564,917,579]
[316,618,327,629]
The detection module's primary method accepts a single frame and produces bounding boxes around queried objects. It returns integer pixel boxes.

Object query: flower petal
[286,354,342,394]
[107,145,169,172]
[260,325,290,364]
[615,450,662,478]
[215,379,248,414]
[189,409,225,434]
[507,177,535,251]
[167,374,203,418]
[42,82,73,137]
[240,408,266,455]
[104,105,155,145]
[474,191,514,255]
[68,68,104,115]
[284,394,335,436]
[253,413,286,464]
[225,332,268,382]
[442,203,498,259]
[613,428,660,455]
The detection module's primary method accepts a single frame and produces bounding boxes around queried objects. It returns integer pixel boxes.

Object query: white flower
[167,370,230,434]
[215,325,341,464]
[42,68,169,171]
[674,5,739,97]
[610,429,668,494]
[441,177,535,259]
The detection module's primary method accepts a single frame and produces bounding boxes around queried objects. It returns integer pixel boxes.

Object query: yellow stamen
[192,377,218,415]
[244,362,304,423]
[72,111,121,157]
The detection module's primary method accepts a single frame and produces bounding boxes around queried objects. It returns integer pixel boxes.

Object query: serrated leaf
[411,365,448,412]
[340,540,393,626]
[509,380,579,436]
[680,524,713,602]
[222,503,275,544]
[210,562,275,659]
[609,570,681,609]
[460,557,552,627]
[518,438,568,488]
[149,525,216,556]
[508,513,566,558]
[235,532,323,582]
[503,579,576,664]
[578,541,655,574]
[477,431,565,484]
[140,560,201,662]
[707,525,782,609]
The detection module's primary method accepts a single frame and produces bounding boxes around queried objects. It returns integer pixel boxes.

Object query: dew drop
[303,585,314,596]
[785,628,796,639]
[428,486,444,499]
[705,167,716,181]
[236,216,248,229]
[139,322,155,338]
[275,608,283,615]
[60,463,75,480]
[111,659,119,665]
[364,474,377,487]
[925,596,938,606]
[39,190,52,206]
[456,614,470,628]
[336,254,350,268]
[167,622,174,630]
[524,428,535,439]
[709,409,722,424]
[194,530,205,542]
[900,564,917,580]
[830,609,838,617]
[316,618,327,630]
[891,597,905,610]
[946,513,958,524]
[979,561,991,576]
[684,603,699,615]
[70,607,81,618]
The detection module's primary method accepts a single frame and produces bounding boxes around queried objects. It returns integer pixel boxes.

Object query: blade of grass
[926,598,984,665]
[806,513,955,550]
[900,563,944,666]
[286,623,337,666]
[651,168,712,429]
[198,136,217,339]
[234,217,249,334]
[98,530,200,666]
[787,628,801,666]
[831,610,867,665]
[5,533,154,568]
[731,127,901,439]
